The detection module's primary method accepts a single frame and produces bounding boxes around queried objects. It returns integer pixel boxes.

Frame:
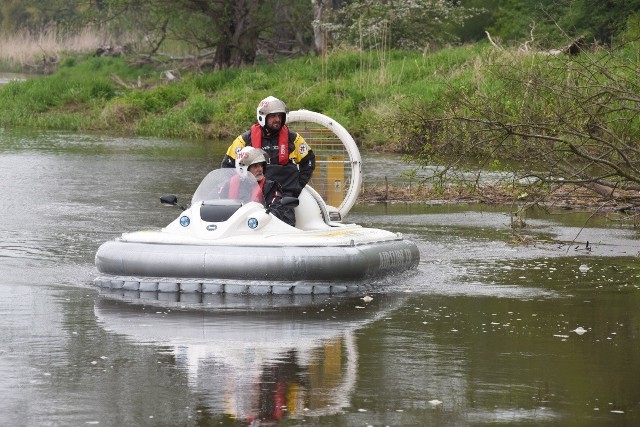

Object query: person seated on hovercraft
[220,146,293,226]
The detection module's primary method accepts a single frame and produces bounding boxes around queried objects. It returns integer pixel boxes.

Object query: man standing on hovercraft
[221,96,316,227]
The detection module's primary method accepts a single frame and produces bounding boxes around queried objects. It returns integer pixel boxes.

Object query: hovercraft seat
[200,199,243,222]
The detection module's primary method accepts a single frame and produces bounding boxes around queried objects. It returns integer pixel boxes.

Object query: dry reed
[0,26,127,68]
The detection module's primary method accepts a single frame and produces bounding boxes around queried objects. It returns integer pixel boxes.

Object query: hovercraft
[94,111,419,294]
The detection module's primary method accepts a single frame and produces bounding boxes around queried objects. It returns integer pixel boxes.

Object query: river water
[1,128,639,426]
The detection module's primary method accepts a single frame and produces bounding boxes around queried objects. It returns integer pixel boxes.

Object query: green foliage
[325,53,364,77]
[61,57,77,67]
[616,14,640,46]
[2,36,637,191]
[123,85,190,114]
[486,0,640,46]
[80,0,314,69]
[1,0,637,63]
[451,0,502,42]
[0,0,89,33]
[192,69,240,92]
[88,79,115,99]
[32,113,85,130]
[324,0,474,49]
[391,41,640,194]
[59,55,150,81]
[99,98,144,129]
[0,46,489,140]
[568,0,640,44]
[138,114,201,139]
[182,95,216,124]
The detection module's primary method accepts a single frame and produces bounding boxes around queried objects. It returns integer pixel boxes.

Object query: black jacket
[221,127,315,197]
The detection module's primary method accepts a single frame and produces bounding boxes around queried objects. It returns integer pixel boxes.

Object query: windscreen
[191,169,260,205]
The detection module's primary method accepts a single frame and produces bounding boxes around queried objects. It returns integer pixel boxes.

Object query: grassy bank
[0,44,487,145]
[4,39,640,221]
[2,38,636,152]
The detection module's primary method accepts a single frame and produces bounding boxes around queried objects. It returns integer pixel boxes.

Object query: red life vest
[250,123,289,165]
[228,175,265,202]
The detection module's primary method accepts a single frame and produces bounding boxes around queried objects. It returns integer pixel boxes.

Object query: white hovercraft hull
[94,227,419,294]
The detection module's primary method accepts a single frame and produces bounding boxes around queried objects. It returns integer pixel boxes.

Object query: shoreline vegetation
[0,26,128,73]
[1,28,639,223]
[360,181,640,214]
[0,26,487,142]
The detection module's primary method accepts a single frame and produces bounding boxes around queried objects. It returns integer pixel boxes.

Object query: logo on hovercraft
[378,248,414,270]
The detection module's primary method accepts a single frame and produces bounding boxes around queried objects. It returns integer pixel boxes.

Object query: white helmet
[256,96,288,127]
[235,146,267,178]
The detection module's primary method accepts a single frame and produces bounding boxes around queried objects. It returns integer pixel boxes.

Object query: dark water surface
[1,128,639,426]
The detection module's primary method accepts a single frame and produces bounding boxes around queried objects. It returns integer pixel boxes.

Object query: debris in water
[362,295,373,303]
[572,327,587,335]
[579,264,590,273]
[429,400,443,406]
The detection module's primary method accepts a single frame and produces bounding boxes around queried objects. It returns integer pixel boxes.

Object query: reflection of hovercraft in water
[93,111,419,295]
[94,293,408,422]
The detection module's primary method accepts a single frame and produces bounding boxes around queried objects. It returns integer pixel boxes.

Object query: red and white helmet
[235,146,267,178]
[256,96,288,127]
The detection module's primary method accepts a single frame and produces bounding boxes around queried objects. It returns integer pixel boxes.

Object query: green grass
[1,40,637,149]
[0,46,488,143]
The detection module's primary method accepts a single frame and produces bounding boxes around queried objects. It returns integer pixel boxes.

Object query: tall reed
[0,26,126,70]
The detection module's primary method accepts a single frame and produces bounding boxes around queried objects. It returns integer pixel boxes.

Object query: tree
[485,0,571,47]
[321,0,477,50]
[486,0,640,47]
[182,0,266,67]
[451,0,502,43]
[91,0,314,68]
[568,0,640,45]
[0,0,88,33]
[311,0,343,55]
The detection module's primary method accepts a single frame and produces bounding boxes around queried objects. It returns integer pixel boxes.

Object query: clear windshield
[191,169,260,205]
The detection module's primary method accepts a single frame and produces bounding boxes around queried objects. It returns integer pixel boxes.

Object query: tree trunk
[213,37,232,69]
[213,0,262,69]
[311,0,325,56]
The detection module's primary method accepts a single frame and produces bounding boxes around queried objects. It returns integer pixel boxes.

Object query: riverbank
[360,181,640,216]
[0,45,484,147]
[3,45,639,216]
